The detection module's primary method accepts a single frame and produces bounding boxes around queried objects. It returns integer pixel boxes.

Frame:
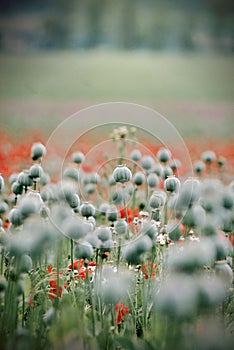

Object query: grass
[0,50,233,139]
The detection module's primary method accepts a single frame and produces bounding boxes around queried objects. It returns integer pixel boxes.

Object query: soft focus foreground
[0,126,233,350]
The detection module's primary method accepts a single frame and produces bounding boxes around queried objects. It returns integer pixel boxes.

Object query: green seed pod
[12,182,23,196]
[31,142,46,161]
[157,148,171,163]
[215,261,233,287]
[162,166,173,179]
[164,176,180,193]
[96,226,112,242]
[147,173,159,188]
[74,241,94,259]
[113,165,132,184]
[0,201,9,215]
[133,171,145,186]
[63,217,89,240]
[63,167,79,182]
[114,219,128,235]
[106,205,119,222]
[9,208,23,226]
[72,151,85,164]
[19,254,33,273]
[140,221,157,239]
[194,160,206,174]
[201,150,216,164]
[9,173,18,186]
[141,155,155,170]
[149,191,167,209]
[166,221,182,242]
[98,202,109,216]
[79,202,96,218]
[152,163,163,177]
[16,280,25,296]
[169,159,181,170]
[29,165,43,179]
[130,149,141,162]
[85,233,101,249]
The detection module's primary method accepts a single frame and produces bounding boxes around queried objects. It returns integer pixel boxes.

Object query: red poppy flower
[67,259,96,280]
[141,262,157,280]
[119,206,133,224]
[115,302,129,324]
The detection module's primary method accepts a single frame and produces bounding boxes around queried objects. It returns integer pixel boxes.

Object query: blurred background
[0,0,233,142]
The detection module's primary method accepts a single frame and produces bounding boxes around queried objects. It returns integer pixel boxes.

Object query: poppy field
[0,115,234,350]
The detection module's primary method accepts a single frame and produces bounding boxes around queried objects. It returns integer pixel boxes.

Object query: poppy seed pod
[201,150,216,164]
[9,208,23,226]
[162,166,173,179]
[18,171,33,188]
[0,175,4,192]
[157,148,171,163]
[166,221,182,242]
[11,182,23,196]
[106,205,119,222]
[98,202,110,216]
[63,168,79,182]
[152,163,163,177]
[96,226,112,242]
[113,165,132,184]
[19,254,33,273]
[140,221,157,239]
[114,219,128,235]
[72,151,85,164]
[31,142,46,161]
[164,176,180,193]
[63,217,88,240]
[130,149,141,162]
[79,202,96,218]
[9,173,18,186]
[147,173,159,188]
[0,201,9,215]
[149,191,167,209]
[215,261,233,287]
[141,155,154,170]
[29,165,43,179]
[133,172,145,186]
[74,241,94,259]
[194,160,206,174]
[169,159,181,170]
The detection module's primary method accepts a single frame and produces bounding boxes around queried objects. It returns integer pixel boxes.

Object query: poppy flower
[115,302,129,324]
[67,259,96,280]
[141,262,157,280]
[119,206,133,224]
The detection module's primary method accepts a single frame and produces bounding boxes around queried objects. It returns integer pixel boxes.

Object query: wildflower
[67,259,95,280]
[115,302,129,324]
[119,206,133,224]
[141,262,157,280]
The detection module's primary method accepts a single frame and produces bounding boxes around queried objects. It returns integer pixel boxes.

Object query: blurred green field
[0,51,233,139]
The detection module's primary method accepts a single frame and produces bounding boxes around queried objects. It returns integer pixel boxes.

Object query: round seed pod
[130,149,142,162]
[201,150,216,164]
[194,160,206,174]
[29,165,43,179]
[152,163,164,177]
[11,182,23,196]
[40,172,50,186]
[166,221,182,242]
[147,173,159,188]
[63,168,79,182]
[98,202,109,216]
[79,202,96,218]
[18,171,33,188]
[222,192,233,210]
[122,242,143,265]
[164,176,180,193]
[169,159,181,171]
[135,235,153,254]
[72,151,85,164]
[113,165,132,184]
[96,226,112,242]
[162,166,173,179]
[114,219,128,235]
[149,191,167,209]
[9,208,23,226]
[9,173,18,186]
[74,241,94,260]
[157,148,171,163]
[19,254,33,273]
[106,205,119,222]
[108,175,116,186]
[67,193,80,209]
[133,172,145,186]
[31,142,46,161]
[0,201,9,215]
[141,155,154,170]
[63,217,89,240]
[140,221,157,239]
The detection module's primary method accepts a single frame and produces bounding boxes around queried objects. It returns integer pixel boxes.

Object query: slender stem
[122,184,128,223]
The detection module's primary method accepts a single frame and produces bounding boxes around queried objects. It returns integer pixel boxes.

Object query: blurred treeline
[0,0,233,52]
